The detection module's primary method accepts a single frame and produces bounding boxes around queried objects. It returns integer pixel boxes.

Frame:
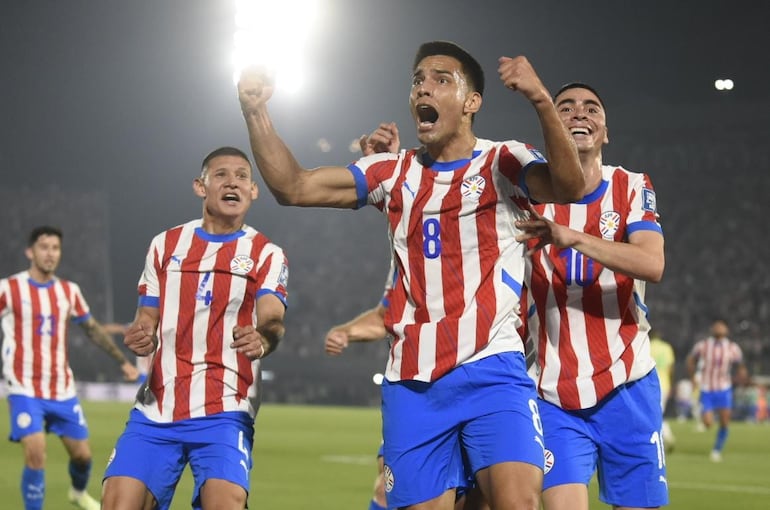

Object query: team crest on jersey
[230,254,254,275]
[599,210,621,240]
[383,464,395,492]
[543,449,555,474]
[642,188,657,213]
[16,412,32,429]
[461,175,486,200]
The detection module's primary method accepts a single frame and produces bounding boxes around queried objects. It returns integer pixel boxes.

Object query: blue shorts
[700,388,732,412]
[103,409,254,510]
[381,352,544,508]
[540,369,668,507]
[7,395,89,441]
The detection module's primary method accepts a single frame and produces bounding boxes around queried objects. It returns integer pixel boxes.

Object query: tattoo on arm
[81,318,128,365]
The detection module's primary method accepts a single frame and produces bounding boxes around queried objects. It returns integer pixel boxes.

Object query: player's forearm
[569,230,665,282]
[243,108,308,206]
[533,99,584,203]
[257,318,285,354]
[344,306,388,342]
[81,319,129,365]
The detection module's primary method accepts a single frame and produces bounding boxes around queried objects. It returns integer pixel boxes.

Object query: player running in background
[516,82,668,510]
[239,40,584,510]
[650,329,676,448]
[0,225,139,510]
[686,319,744,462]
[101,147,289,510]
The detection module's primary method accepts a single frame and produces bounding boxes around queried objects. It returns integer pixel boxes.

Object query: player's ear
[604,125,609,145]
[193,177,206,198]
[24,247,33,262]
[464,91,482,115]
[250,181,259,200]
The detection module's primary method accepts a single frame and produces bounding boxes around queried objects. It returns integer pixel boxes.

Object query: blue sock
[68,460,92,491]
[369,499,387,510]
[21,467,45,510]
[714,426,729,452]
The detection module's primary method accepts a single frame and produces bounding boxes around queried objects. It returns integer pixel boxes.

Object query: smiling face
[194,154,258,227]
[555,86,609,156]
[410,54,481,147]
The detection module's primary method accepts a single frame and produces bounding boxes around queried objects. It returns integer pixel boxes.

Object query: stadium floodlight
[714,78,735,91]
[231,0,321,95]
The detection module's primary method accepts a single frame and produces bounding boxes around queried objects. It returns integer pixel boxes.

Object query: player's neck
[424,130,476,162]
[28,266,54,283]
[201,215,245,235]
[579,151,603,195]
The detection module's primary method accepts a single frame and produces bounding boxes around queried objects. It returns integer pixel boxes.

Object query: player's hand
[515,206,577,254]
[231,325,268,360]
[124,321,157,356]
[498,56,550,105]
[120,361,141,382]
[324,329,350,356]
[238,66,275,115]
[359,122,401,156]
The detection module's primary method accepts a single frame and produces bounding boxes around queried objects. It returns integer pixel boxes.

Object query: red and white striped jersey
[526,165,663,410]
[348,138,544,382]
[136,219,288,423]
[689,337,742,392]
[0,271,91,400]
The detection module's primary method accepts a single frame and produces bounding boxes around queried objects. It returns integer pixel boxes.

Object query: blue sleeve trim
[346,164,369,210]
[71,312,91,324]
[138,296,160,308]
[501,269,523,297]
[257,289,288,308]
[627,221,663,236]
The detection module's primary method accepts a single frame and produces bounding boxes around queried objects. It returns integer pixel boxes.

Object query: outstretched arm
[325,303,388,356]
[79,317,140,381]
[238,67,360,208]
[498,56,584,204]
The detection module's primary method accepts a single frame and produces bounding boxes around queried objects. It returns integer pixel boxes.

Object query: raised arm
[325,303,388,356]
[237,67,360,208]
[497,56,584,204]
[79,316,140,381]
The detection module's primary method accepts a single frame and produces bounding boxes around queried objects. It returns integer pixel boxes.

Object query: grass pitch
[1,401,769,509]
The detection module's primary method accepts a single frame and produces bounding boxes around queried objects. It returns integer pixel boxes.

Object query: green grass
[1,401,769,509]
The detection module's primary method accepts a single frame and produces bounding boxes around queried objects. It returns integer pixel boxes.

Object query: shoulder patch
[642,188,657,213]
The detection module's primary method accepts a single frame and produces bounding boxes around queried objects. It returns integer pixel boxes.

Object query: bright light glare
[232,0,320,95]
[714,78,735,91]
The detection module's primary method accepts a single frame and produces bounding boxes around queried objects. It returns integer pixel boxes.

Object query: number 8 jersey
[348,138,544,383]
[525,165,663,410]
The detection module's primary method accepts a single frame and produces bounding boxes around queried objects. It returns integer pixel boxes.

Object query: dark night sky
[1,1,768,358]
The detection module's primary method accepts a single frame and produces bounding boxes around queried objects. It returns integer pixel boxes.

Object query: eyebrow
[556,97,602,109]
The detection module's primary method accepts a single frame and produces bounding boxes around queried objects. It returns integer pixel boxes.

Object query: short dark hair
[201,146,252,176]
[413,41,485,96]
[554,82,606,109]
[28,225,62,247]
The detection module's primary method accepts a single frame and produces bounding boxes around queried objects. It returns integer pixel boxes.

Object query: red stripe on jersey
[473,151,503,352]
[497,145,524,183]
[172,233,208,421]
[29,281,43,397]
[581,195,614,401]
[9,279,25,390]
[431,168,466,379]
[203,241,236,416]
[47,283,61,399]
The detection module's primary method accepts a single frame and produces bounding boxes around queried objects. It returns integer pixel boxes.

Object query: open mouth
[570,127,590,136]
[416,104,439,127]
[223,193,241,203]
